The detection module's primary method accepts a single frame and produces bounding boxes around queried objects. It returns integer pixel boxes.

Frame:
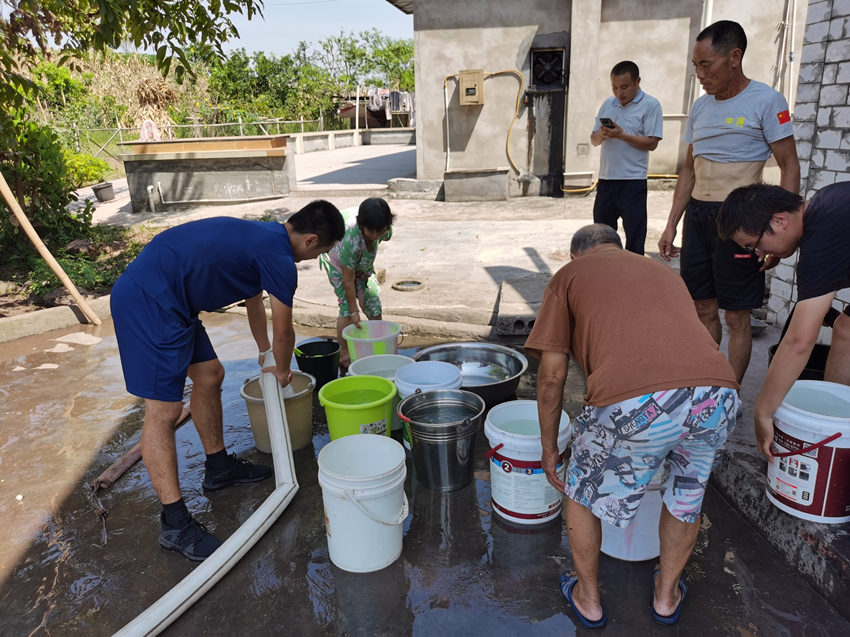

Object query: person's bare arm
[264,293,294,387]
[245,293,272,366]
[603,120,660,150]
[753,293,833,459]
[536,350,570,492]
[769,135,801,194]
[341,265,361,327]
[590,127,605,147]
[658,145,695,261]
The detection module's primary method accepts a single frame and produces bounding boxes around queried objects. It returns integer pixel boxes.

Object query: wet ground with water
[1,311,848,635]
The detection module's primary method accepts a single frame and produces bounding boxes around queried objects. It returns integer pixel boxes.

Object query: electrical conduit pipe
[115,351,299,636]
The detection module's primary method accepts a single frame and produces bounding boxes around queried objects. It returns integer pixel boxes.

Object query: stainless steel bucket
[398,389,485,491]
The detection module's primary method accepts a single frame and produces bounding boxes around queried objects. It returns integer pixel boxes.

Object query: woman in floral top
[319,198,394,369]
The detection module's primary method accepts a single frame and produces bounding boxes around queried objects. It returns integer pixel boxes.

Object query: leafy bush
[24,226,146,296]
[62,150,110,187]
[0,112,92,253]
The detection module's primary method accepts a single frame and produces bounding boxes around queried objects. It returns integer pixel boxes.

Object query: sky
[223,0,413,56]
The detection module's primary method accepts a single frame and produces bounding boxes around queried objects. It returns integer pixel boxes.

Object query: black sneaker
[202,454,273,491]
[159,515,223,561]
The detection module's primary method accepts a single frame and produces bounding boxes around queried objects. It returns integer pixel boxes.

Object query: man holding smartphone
[590,60,663,255]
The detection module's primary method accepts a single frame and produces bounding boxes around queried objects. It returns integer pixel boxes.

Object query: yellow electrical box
[458,69,484,106]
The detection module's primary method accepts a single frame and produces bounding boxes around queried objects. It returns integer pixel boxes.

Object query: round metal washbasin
[413,342,528,407]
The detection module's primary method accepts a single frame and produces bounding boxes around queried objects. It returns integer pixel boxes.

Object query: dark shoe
[203,454,273,491]
[159,515,222,561]
[559,572,607,629]
[650,569,687,625]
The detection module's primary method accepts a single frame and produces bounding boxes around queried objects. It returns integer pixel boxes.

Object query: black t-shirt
[797,182,850,300]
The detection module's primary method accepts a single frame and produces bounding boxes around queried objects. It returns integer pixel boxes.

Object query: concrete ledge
[494,274,551,336]
[712,443,850,619]
[361,129,415,145]
[0,296,111,343]
[387,177,443,200]
[443,168,509,202]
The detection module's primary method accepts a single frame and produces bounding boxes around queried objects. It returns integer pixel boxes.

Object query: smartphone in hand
[599,117,615,129]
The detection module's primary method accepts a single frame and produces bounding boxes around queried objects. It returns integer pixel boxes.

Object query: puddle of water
[2,315,849,634]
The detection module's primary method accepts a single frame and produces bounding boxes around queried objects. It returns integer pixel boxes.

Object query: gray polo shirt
[594,90,664,180]
[686,80,793,163]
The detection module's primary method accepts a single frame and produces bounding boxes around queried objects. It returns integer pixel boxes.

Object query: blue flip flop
[650,569,688,625]
[559,572,608,629]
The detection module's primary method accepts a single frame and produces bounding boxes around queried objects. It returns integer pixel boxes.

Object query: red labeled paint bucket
[484,400,571,525]
[767,380,850,524]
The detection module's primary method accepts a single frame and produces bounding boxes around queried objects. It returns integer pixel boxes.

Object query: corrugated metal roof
[384,0,413,15]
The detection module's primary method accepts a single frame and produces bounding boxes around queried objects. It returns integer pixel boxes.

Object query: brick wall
[768,0,850,340]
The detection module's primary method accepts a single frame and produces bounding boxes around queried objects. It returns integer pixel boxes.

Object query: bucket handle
[771,431,842,458]
[343,489,409,526]
[484,443,504,459]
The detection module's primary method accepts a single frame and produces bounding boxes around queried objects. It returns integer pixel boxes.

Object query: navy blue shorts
[680,199,765,310]
[110,275,217,401]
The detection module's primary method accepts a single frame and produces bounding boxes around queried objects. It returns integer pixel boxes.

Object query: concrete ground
[1,144,848,633]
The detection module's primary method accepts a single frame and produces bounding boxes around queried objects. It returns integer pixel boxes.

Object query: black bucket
[294,339,340,391]
[768,343,830,381]
[768,305,832,381]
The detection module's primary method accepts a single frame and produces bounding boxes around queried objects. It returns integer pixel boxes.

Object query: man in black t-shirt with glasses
[717,182,850,460]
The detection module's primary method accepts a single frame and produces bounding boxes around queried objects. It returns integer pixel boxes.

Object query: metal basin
[413,342,528,407]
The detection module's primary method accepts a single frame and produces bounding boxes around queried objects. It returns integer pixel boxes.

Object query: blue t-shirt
[594,90,664,180]
[124,217,297,317]
[686,80,793,163]
[796,182,850,301]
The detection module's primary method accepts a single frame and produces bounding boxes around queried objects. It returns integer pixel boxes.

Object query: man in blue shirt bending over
[110,200,344,561]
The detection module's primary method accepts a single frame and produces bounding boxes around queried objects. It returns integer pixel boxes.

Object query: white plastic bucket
[600,480,663,561]
[395,361,463,449]
[317,434,409,572]
[349,354,415,431]
[484,400,571,525]
[767,380,850,524]
[341,320,402,362]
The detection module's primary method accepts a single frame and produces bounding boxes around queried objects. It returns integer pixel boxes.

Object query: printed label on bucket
[359,419,388,436]
[768,428,850,517]
[489,453,566,519]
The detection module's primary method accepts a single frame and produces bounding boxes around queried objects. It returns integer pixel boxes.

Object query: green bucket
[318,375,397,440]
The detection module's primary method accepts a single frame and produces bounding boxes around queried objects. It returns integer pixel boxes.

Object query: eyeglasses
[745,218,771,254]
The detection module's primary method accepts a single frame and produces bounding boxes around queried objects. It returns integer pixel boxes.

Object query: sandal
[650,569,687,625]
[559,572,607,629]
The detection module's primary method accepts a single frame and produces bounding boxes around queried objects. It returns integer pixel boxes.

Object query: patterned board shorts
[565,386,740,527]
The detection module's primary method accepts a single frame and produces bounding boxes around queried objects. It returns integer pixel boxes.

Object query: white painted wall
[410,0,808,190]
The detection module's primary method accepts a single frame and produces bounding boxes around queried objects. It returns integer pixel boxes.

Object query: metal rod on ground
[0,171,101,326]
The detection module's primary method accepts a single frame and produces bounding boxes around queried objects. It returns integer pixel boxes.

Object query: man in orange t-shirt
[525,224,739,628]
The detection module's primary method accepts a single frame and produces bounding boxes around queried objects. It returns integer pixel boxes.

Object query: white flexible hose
[115,352,299,636]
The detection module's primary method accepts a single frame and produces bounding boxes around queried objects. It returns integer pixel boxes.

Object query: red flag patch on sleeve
[777,109,791,124]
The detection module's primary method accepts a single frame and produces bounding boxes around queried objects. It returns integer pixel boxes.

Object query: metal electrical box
[458,69,484,106]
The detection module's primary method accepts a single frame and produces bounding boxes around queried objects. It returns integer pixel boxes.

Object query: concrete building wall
[413,0,570,195]
[767,0,850,339]
[409,0,807,194]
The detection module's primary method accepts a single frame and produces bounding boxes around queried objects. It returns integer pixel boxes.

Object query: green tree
[361,29,414,91]
[1,0,263,146]
[316,30,368,98]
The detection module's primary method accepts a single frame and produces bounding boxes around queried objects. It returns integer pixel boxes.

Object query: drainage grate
[392,280,424,292]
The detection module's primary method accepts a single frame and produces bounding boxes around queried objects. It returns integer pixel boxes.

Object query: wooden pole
[0,171,101,326]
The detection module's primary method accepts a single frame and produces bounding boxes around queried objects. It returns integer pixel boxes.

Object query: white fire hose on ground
[115,352,299,636]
